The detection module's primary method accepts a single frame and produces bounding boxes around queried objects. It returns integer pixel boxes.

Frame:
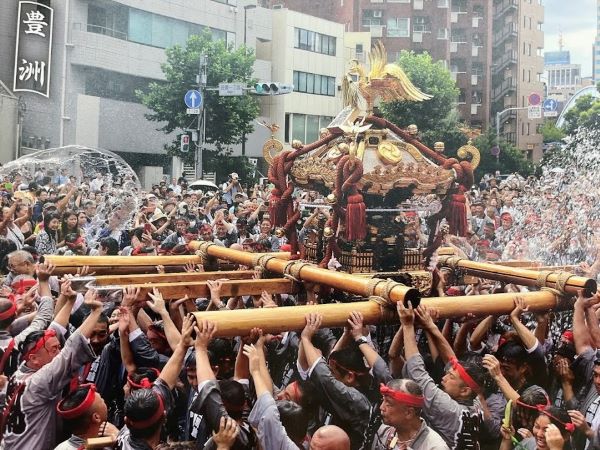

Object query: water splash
[0,145,141,241]
[506,127,600,266]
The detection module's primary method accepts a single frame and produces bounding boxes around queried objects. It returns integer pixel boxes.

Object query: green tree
[539,119,565,143]
[464,128,533,180]
[137,31,260,166]
[380,50,464,149]
[561,93,600,135]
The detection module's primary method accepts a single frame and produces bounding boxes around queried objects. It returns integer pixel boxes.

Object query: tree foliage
[539,119,565,143]
[463,128,533,180]
[137,31,260,164]
[380,51,463,149]
[561,93,600,135]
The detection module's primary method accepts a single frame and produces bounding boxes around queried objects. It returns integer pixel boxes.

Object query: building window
[83,67,153,103]
[458,88,466,103]
[87,3,128,39]
[451,0,468,13]
[471,62,484,77]
[471,90,482,104]
[437,28,449,39]
[293,71,335,96]
[450,28,467,43]
[362,10,383,27]
[472,4,484,18]
[387,18,410,37]
[294,28,336,56]
[291,114,334,143]
[88,1,230,49]
[413,17,430,33]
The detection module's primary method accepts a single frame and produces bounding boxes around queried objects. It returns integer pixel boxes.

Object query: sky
[544,0,596,77]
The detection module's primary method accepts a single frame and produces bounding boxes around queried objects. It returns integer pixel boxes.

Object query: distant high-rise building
[544,50,583,104]
[594,0,600,82]
[491,0,544,161]
[544,50,570,65]
[260,0,493,131]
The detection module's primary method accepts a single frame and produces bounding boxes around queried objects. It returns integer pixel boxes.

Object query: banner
[13,1,54,97]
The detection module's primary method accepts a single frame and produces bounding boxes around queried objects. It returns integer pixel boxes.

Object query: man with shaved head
[310,425,351,450]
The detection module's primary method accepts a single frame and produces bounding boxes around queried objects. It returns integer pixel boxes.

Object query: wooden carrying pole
[189,242,421,305]
[92,270,257,286]
[438,255,596,296]
[129,278,296,301]
[192,290,562,338]
[44,253,291,276]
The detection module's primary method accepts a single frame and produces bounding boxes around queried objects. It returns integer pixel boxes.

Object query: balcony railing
[492,50,517,75]
[494,0,518,18]
[492,78,516,100]
[493,22,518,47]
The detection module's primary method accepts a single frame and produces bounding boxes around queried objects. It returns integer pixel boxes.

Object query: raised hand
[243,343,261,375]
[510,296,529,321]
[122,286,140,308]
[544,424,565,450]
[347,311,366,340]
[213,416,239,450]
[180,315,195,348]
[301,313,322,341]
[84,288,102,311]
[396,301,415,327]
[260,290,277,308]
[194,319,217,350]
[415,305,438,331]
[147,288,168,316]
[482,354,502,380]
[118,307,130,334]
[36,262,55,282]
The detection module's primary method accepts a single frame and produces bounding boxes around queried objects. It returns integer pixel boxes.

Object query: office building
[260,0,493,130]
[0,0,360,184]
[491,0,544,161]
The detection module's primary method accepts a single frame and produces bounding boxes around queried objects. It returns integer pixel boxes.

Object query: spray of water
[506,127,600,266]
[0,145,141,243]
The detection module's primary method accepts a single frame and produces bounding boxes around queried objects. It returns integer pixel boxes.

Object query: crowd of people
[0,166,596,450]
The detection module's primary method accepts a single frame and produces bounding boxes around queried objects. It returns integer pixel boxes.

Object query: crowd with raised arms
[0,167,595,450]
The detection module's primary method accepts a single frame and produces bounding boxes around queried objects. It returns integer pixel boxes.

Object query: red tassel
[345,193,366,240]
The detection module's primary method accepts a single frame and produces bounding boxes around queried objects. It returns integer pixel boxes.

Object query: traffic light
[180,134,190,153]
[253,82,294,95]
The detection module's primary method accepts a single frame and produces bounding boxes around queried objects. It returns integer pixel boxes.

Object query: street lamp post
[496,106,529,145]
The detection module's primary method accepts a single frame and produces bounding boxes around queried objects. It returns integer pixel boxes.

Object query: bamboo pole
[190,242,421,305]
[438,255,596,296]
[92,270,256,286]
[130,278,296,301]
[45,255,203,267]
[45,253,291,268]
[51,265,188,276]
[192,290,562,338]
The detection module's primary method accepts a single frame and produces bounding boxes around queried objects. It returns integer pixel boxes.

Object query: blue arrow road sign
[184,90,202,108]
[543,98,558,112]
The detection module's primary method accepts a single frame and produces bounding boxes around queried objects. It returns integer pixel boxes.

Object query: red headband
[0,298,17,321]
[126,391,165,429]
[23,329,57,361]
[66,237,85,249]
[515,398,575,433]
[127,368,161,390]
[11,278,37,295]
[380,384,425,408]
[449,357,480,393]
[56,384,97,419]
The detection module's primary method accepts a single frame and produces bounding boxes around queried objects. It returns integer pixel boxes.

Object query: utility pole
[197,55,208,179]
